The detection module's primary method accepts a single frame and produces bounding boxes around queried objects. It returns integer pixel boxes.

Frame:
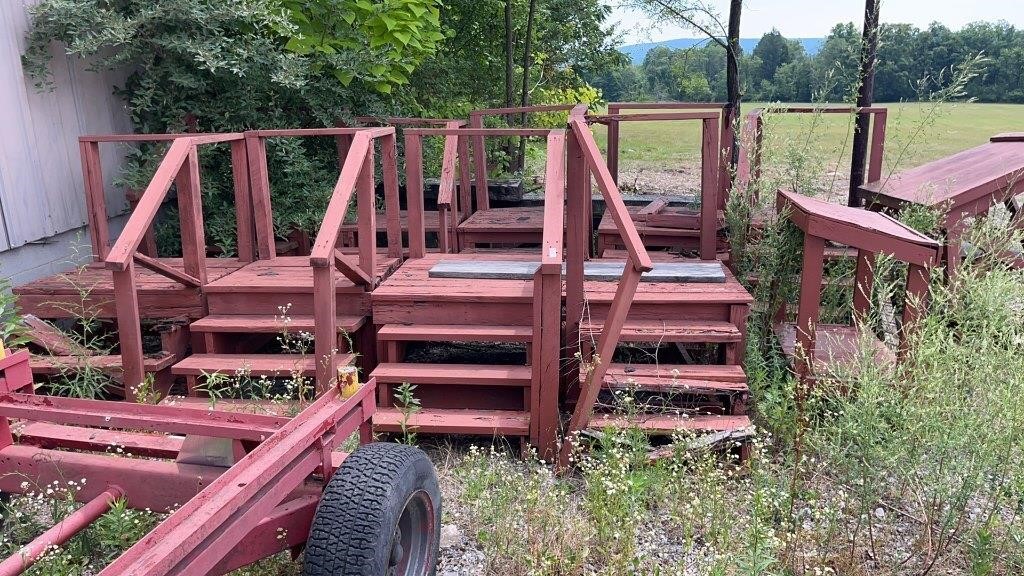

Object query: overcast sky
[611,0,1024,44]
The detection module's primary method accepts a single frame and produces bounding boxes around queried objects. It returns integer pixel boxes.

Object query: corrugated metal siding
[0,1,131,250]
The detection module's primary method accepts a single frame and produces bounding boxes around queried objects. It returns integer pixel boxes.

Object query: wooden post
[175,146,208,286]
[113,262,145,400]
[563,130,587,384]
[849,0,881,206]
[79,140,110,260]
[469,114,489,212]
[700,117,721,261]
[230,139,256,262]
[457,135,473,227]
[357,146,377,281]
[380,133,403,259]
[900,263,930,358]
[244,133,276,259]
[404,133,426,259]
[312,264,337,394]
[794,234,826,381]
[718,109,734,209]
[867,109,887,183]
[853,249,875,318]
[606,103,620,183]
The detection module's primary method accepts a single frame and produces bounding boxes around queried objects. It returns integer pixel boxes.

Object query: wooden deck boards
[373,253,537,304]
[14,258,245,319]
[582,257,752,305]
[775,322,896,377]
[205,256,400,294]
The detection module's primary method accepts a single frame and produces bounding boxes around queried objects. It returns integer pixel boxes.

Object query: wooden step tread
[589,413,751,434]
[190,314,366,334]
[371,363,531,386]
[607,363,747,382]
[581,319,742,343]
[171,353,354,377]
[31,353,176,375]
[377,324,532,343]
[374,407,530,435]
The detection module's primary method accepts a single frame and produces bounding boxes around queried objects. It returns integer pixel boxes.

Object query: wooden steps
[602,363,748,394]
[171,353,354,378]
[190,314,366,334]
[30,352,176,376]
[371,363,531,387]
[374,407,530,436]
[588,413,752,435]
[581,319,742,343]
[377,324,533,343]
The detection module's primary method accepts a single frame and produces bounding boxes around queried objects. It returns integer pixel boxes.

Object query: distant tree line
[589,21,1024,103]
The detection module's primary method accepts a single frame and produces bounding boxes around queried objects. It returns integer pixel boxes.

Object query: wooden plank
[230,139,255,261]
[112,262,145,398]
[373,407,529,435]
[541,131,567,273]
[428,260,725,282]
[580,319,741,342]
[310,133,370,266]
[79,140,109,259]
[190,314,365,334]
[700,117,720,260]
[606,363,746,383]
[376,324,532,342]
[357,147,378,280]
[171,353,356,377]
[469,114,490,211]
[134,252,200,287]
[23,314,91,356]
[589,414,751,434]
[371,363,532,386]
[244,133,276,259]
[380,133,403,259]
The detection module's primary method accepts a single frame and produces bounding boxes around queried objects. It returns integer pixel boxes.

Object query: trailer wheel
[303,442,440,576]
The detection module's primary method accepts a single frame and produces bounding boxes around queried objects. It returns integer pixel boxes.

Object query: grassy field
[596,102,1024,176]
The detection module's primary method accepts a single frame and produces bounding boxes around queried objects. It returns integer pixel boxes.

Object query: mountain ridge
[620,37,824,64]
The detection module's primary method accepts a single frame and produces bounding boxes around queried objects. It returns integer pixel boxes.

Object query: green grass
[595,102,1024,175]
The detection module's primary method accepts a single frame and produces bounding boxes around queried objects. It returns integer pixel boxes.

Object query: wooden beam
[133,253,201,287]
[404,133,427,258]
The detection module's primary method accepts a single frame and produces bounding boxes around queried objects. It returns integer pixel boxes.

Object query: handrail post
[700,117,720,261]
[357,145,377,280]
[456,135,473,228]
[175,145,209,286]
[230,139,256,262]
[312,263,337,394]
[244,132,276,259]
[564,129,587,391]
[867,109,887,184]
[469,113,489,212]
[606,103,620,183]
[380,133,402,259]
[79,140,110,260]
[113,261,145,400]
[404,133,426,258]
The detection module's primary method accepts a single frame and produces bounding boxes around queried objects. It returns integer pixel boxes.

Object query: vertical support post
[563,130,587,384]
[230,139,256,262]
[726,304,748,365]
[700,117,720,261]
[718,108,734,209]
[312,264,337,394]
[175,145,208,286]
[794,234,826,381]
[404,133,426,259]
[113,262,145,400]
[470,114,489,211]
[244,133,276,259]
[381,133,403,259]
[335,133,353,172]
[606,103,620,183]
[457,135,473,226]
[79,140,110,260]
[900,263,930,358]
[357,145,377,281]
[853,249,875,318]
[867,110,887,184]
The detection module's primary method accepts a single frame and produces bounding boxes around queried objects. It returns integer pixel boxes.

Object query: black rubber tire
[303,442,441,576]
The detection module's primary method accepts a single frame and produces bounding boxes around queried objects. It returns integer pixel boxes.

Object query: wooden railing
[736,106,888,200]
[559,117,654,467]
[435,121,472,253]
[603,102,732,206]
[468,103,580,213]
[587,110,722,261]
[101,133,246,398]
[300,127,400,391]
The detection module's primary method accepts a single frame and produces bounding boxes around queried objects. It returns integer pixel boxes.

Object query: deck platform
[14,258,246,319]
[596,205,727,256]
[457,206,548,248]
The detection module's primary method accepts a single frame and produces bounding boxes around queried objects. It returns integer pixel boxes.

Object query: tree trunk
[516,0,537,172]
[724,0,742,176]
[849,0,880,206]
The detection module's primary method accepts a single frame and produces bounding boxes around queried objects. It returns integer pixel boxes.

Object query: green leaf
[374,81,392,93]
[392,30,410,45]
[379,14,397,31]
[333,68,354,85]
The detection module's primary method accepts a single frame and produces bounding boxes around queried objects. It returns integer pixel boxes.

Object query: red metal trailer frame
[0,349,378,575]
